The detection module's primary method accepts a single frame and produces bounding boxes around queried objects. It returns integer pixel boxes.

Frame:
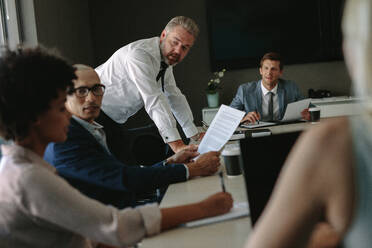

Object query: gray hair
[73,64,93,71]
[164,16,199,39]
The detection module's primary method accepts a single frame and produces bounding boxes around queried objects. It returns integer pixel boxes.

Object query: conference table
[141,171,251,248]
[141,121,311,248]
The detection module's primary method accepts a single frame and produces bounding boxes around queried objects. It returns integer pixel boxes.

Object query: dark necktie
[268,92,274,121]
[156,61,168,92]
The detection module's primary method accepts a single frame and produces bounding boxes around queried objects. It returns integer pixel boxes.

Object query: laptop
[239,131,302,225]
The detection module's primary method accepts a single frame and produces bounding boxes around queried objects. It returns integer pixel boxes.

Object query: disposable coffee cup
[222,144,242,176]
[309,107,321,123]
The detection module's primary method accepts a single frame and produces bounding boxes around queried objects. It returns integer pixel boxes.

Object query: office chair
[126,123,169,204]
[127,123,168,166]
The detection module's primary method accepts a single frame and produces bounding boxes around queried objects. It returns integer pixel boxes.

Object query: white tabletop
[141,169,251,248]
[264,121,310,134]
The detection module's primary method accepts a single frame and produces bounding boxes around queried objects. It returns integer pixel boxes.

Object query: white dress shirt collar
[72,115,111,153]
[260,81,278,95]
[72,115,104,133]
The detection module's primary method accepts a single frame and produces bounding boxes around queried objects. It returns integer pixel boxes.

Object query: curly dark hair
[0,47,76,141]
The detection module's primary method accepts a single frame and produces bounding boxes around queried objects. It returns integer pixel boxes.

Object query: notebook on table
[185,202,249,228]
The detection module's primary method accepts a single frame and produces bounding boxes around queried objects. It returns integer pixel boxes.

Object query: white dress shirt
[0,144,161,248]
[96,37,198,143]
[260,81,279,120]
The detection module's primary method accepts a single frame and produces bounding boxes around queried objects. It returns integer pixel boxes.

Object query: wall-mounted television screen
[207,0,345,71]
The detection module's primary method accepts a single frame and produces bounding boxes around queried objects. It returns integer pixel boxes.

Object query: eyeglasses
[70,84,106,97]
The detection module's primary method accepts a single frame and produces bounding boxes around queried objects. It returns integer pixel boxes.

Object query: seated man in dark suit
[44,64,220,208]
[230,52,310,123]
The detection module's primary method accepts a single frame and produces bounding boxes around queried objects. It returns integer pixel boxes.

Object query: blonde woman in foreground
[245,0,372,247]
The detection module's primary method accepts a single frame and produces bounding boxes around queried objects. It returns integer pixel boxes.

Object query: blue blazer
[44,118,187,208]
[230,79,304,120]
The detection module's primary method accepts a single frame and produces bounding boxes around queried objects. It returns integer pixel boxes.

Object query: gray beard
[159,42,178,66]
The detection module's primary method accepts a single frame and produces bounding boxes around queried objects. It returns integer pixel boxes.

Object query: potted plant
[206,69,226,108]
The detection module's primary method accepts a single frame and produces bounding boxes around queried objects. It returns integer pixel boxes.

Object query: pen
[201,121,209,132]
[255,109,260,124]
[201,120,209,128]
[219,171,226,192]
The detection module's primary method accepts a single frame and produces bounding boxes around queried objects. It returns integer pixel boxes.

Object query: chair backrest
[240,131,301,225]
[127,124,168,166]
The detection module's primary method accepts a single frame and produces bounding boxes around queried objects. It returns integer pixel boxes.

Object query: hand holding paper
[198,105,245,154]
[281,98,311,121]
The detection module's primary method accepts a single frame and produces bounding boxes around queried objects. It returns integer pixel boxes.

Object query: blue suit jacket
[230,79,304,120]
[44,118,187,208]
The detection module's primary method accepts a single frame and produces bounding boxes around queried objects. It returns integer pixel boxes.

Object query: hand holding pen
[255,109,260,124]
[195,171,232,216]
[240,110,261,124]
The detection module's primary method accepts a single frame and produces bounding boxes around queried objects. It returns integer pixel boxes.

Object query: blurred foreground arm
[245,118,352,247]
[307,222,341,248]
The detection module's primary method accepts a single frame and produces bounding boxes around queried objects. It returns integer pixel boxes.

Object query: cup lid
[222,144,241,156]
[309,107,320,111]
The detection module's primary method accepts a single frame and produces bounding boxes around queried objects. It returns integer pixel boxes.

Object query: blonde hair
[164,16,199,39]
[342,0,372,111]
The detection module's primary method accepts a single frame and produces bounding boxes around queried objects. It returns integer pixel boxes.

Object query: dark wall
[89,0,217,127]
[32,0,352,127]
[89,0,351,127]
[33,0,94,65]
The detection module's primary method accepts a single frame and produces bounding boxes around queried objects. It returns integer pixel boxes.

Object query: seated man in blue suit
[230,52,310,123]
[44,64,220,209]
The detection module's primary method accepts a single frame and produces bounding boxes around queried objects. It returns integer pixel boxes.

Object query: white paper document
[281,98,311,122]
[198,105,245,154]
[185,202,249,228]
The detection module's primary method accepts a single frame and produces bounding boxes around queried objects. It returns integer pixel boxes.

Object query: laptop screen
[240,131,302,225]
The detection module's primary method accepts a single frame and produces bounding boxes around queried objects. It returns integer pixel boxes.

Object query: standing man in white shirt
[96,16,201,161]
